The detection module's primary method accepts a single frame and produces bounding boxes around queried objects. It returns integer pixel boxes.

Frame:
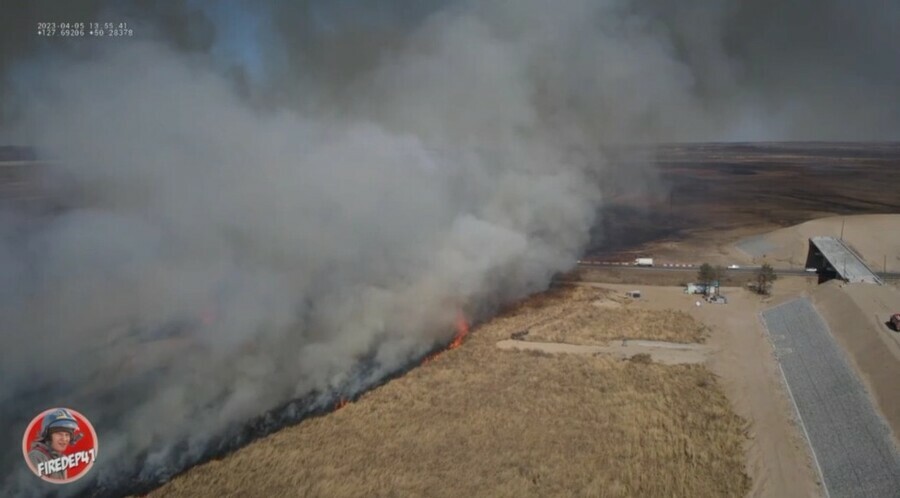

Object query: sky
[191,0,271,84]
[3,1,900,141]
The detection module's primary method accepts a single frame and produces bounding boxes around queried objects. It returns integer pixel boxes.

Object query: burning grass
[150,286,748,497]
[487,284,707,345]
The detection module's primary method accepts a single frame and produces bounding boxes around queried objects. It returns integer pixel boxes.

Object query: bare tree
[698,263,714,286]
[713,265,727,294]
[755,263,778,295]
[697,263,718,295]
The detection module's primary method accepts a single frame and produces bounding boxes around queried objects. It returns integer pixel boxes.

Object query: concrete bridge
[805,236,882,284]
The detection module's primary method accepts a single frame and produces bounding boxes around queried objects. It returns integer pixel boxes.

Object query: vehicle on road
[890,314,900,332]
[634,258,654,267]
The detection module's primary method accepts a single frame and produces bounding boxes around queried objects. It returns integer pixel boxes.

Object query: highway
[576,261,900,279]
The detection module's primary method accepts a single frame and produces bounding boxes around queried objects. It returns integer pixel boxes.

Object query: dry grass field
[493,285,708,345]
[151,285,748,498]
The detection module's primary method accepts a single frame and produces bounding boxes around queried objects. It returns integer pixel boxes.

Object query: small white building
[684,283,706,295]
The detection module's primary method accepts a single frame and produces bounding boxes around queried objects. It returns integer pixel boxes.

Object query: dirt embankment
[811,281,900,445]
[735,214,900,270]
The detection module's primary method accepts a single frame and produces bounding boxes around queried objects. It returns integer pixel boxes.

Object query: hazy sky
[2,0,900,141]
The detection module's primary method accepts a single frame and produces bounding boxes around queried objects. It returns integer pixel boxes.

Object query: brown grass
[487,284,707,345]
[151,286,748,498]
[566,267,769,288]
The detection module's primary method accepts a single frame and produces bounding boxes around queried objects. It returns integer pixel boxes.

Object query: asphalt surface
[577,261,814,276]
[576,261,900,279]
[762,298,900,498]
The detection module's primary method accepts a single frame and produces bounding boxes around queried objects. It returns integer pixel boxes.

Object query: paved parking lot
[736,234,777,258]
[762,298,900,498]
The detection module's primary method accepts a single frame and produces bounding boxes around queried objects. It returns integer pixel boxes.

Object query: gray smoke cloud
[1,0,899,495]
[258,0,900,141]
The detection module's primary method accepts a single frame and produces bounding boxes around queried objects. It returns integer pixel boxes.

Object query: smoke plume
[1,1,898,495]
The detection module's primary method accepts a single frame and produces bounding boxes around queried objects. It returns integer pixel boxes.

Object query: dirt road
[812,281,900,446]
[496,339,710,365]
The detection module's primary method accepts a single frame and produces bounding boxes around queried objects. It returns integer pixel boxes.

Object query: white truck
[634,258,654,267]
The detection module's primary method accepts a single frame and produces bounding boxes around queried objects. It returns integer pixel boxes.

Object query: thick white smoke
[1,17,601,497]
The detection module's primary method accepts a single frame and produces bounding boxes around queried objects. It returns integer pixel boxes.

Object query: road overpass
[805,236,883,284]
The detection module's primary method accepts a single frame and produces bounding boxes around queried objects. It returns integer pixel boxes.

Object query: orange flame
[421,309,470,365]
[335,398,348,410]
[448,310,470,350]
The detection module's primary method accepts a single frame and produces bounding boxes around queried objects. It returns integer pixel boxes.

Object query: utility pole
[885,254,887,275]
[841,218,845,241]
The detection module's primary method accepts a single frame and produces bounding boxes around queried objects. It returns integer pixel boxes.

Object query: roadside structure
[805,236,882,284]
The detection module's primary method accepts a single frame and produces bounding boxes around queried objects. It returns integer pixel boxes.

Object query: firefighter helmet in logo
[22,407,98,484]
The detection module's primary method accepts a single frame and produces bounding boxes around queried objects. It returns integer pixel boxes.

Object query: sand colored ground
[811,281,900,446]
[623,213,900,272]
[632,224,774,268]
[148,285,750,498]
[734,214,900,270]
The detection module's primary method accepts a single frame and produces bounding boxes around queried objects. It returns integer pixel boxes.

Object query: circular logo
[22,408,98,484]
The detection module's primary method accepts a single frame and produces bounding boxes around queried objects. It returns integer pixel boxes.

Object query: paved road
[576,261,900,279]
[762,298,900,498]
[577,261,814,276]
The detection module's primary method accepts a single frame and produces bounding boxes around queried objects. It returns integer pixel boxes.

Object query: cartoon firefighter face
[28,408,82,479]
